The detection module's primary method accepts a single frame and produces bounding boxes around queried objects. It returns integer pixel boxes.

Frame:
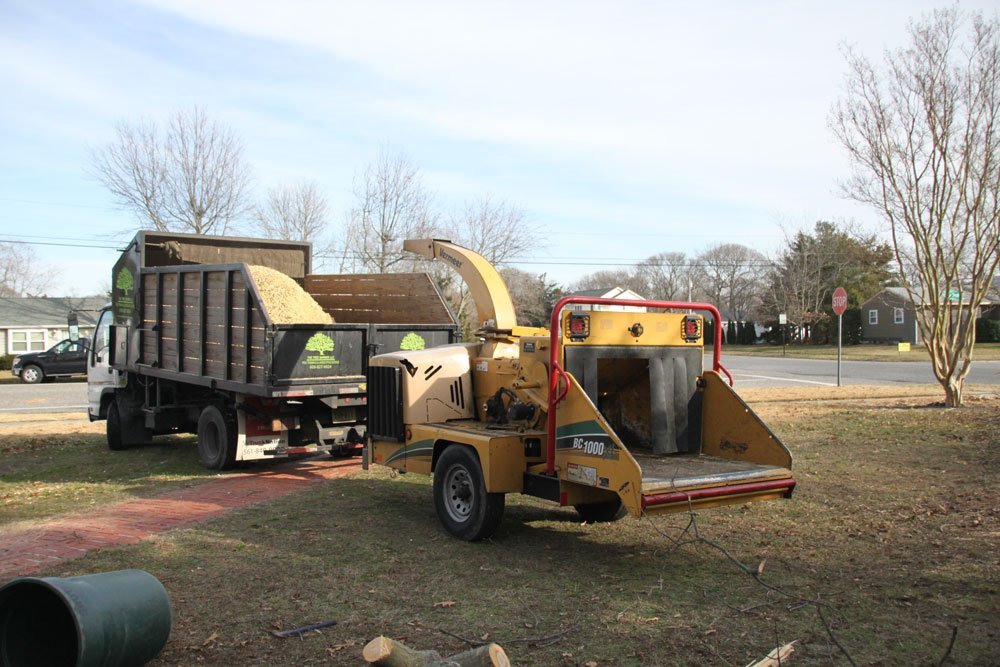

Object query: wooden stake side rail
[140,265,268,387]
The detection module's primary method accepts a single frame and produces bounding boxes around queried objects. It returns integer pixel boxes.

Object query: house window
[868,310,878,325]
[10,330,46,354]
[893,308,904,324]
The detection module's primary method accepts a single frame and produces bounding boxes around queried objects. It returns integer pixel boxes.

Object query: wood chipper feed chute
[544,297,794,519]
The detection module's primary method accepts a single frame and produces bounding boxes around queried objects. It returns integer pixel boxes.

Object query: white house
[0,297,106,355]
[567,287,646,312]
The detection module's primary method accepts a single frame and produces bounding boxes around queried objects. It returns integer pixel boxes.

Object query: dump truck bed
[110,231,458,397]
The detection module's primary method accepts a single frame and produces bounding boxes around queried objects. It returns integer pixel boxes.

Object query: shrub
[976,318,1000,343]
[0,355,13,371]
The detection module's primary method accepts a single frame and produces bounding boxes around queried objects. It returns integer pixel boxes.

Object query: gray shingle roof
[0,297,107,328]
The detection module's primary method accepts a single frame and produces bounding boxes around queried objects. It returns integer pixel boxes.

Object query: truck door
[87,308,118,420]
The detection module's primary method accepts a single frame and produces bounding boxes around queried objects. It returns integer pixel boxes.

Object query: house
[860,288,921,343]
[0,297,106,355]
[861,284,998,344]
[567,287,646,312]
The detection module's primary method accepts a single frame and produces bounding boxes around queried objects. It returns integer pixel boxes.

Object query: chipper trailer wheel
[433,445,505,541]
[574,499,627,523]
[197,405,238,470]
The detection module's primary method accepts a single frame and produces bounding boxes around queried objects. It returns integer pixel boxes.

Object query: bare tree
[635,252,692,301]
[500,267,561,327]
[693,243,768,321]
[340,150,438,273]
[254,180,330,243]
[830,6,1000,406]
[0,242,51,297]
[92,107,252,235]
[440,195,537,336]
[570,268,645,294]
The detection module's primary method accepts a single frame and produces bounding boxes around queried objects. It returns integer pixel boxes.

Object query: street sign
[832,287,848,316]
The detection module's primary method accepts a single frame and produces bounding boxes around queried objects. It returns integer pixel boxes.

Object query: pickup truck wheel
[19,365,43,384]
[433,445,504,541]
[574,499,627,523]
[197,405,237,470]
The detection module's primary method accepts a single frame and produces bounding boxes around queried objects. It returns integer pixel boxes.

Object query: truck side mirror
[68,312,80,342]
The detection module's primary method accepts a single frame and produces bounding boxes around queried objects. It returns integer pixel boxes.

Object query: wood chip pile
[247,265,333,325]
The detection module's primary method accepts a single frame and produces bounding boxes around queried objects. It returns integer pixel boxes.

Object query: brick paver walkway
[0,457,360,580]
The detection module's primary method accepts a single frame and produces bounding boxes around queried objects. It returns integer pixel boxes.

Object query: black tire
[433,445,504,541]
[574,499,627,523]
[20,365,43,384]
[197,405,237,470]
[106,400,127,451]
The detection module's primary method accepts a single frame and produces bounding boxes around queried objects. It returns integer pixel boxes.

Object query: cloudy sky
[1,0,993,296]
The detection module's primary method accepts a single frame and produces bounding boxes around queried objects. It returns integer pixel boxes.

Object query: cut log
[746,640,796,667]
[363,637,510,667]
[363,636,441,667]
[447,643,510,667]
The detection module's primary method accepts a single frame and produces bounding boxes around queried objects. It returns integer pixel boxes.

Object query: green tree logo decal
[116,268,134,291]
[305,333,335,355]
[399,332,426,351]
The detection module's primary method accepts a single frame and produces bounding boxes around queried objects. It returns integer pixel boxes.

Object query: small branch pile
[247,265,333,325]
[363,636,510,667]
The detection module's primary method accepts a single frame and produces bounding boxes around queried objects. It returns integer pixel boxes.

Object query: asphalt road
[0,380,89,415]
[1,357,998,414]
[721,355,1000,388]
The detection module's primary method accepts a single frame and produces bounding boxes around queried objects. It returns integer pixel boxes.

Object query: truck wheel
[106,401,127,451]
[197,405,237,470]
[20,365,43,384]
[574,499,627,523]
[106,399,151,450]
[433,445,504,541]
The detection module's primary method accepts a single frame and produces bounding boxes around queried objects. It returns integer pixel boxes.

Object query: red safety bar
[641,478,796,509]
[545,296,731,477]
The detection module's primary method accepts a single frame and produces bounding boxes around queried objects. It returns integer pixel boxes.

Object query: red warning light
[682,316,702,342]
[567,313,590,341]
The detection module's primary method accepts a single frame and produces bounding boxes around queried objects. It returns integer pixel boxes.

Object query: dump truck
[89,230,458,469]
[366,239,795,540]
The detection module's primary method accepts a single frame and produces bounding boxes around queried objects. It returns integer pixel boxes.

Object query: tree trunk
[943,377,963,408]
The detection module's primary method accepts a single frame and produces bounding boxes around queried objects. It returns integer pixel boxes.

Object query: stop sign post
[832,287,847,386]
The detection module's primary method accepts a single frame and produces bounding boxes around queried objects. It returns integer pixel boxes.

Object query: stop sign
[832,287,848,316]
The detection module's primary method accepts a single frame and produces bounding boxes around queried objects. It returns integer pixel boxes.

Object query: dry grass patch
[25,389,997,666]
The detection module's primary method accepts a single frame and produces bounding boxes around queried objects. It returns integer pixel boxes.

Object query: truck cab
[87,305,121,422]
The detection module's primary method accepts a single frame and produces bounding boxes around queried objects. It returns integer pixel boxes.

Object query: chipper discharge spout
[366,241,794,541]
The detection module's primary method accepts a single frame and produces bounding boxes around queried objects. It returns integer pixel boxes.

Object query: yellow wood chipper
[365,239,794,540]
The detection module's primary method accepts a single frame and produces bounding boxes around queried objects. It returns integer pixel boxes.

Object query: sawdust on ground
[246,265,333,325]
